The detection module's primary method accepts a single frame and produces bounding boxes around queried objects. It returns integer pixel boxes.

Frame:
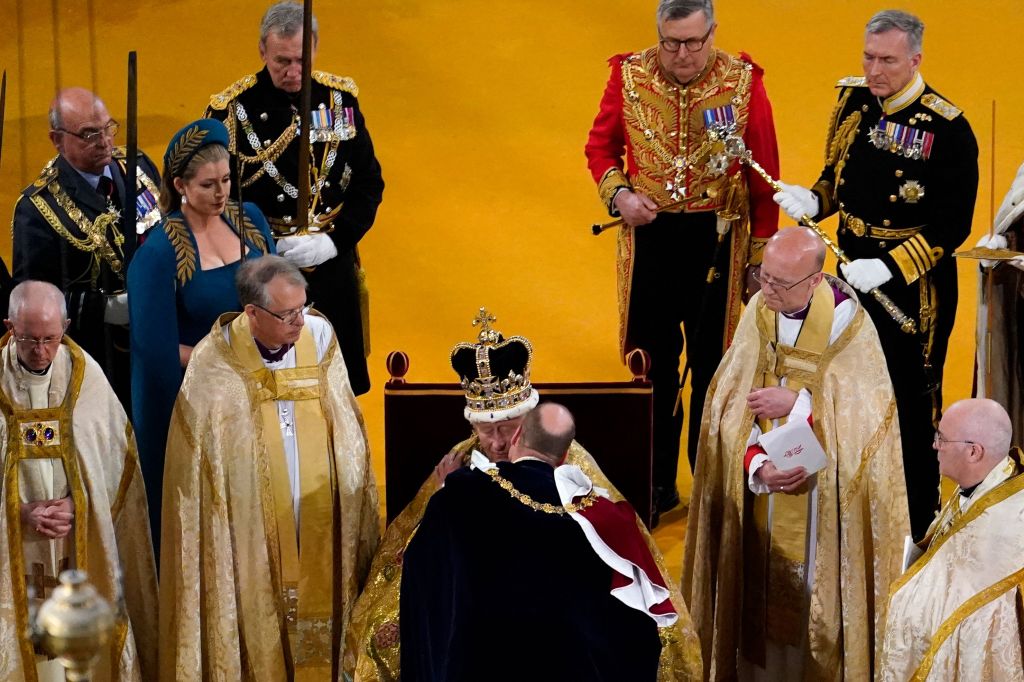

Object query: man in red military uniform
[585,0,779,518]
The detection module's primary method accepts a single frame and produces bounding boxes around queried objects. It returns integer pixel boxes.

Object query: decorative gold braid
[484,467,596,514]
[167,125,209,176]
[163,217,196,286]
[824,87,855,165]
[238,114,298,167]
[34,179,125,274]
[831,111,862,190]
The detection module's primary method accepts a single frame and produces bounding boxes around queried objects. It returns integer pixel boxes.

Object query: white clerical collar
[882,72,924,116]
[72,163,113,191]
[512,455,549,465]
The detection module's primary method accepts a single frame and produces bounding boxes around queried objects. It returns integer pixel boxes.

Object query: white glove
[840,258,893,293]
[772,182,819,222]
[1010,256,1024,272]
[276,233,338,268]
[104,292,129,326]
[975,233,1008,268]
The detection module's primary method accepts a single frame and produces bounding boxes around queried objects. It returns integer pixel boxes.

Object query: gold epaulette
[208,74,258,111]
[24,159,59,196]
[312,71,358,96]
[920,93,962,120]
[112,145,126,159]
[835,76,867,88]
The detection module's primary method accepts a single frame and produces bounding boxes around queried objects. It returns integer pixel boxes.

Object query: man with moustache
[206,0,384,396]
[12,87,161,412]
[584,0,780,519]
[773,9,979,539]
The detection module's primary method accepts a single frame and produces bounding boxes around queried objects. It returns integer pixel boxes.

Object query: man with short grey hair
[881,398,1024,679]
[206,0,384,398]
[159,254,380,676]
[585,0,780,520]
[773,9,979,540]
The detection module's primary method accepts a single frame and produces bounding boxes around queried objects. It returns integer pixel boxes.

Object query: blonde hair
[157,144,230,213]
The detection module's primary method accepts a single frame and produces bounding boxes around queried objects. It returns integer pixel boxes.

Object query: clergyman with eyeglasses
[11,87,162,417]
[0,280,157,680]
[880,398,1024,679]
[584,0,780,521]
[158,255,380,678]
[682,227,910,678]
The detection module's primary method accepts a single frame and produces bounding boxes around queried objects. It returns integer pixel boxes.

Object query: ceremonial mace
[30,570,115,681]
[709,125,918,334]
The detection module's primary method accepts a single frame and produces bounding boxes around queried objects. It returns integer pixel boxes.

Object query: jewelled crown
[450,308,539,424]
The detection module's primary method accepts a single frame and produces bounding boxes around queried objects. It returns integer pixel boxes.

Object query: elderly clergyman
[159,255,379,679]
[880,398,1024,680]
[682,227,910,679]
[0,280,157,680]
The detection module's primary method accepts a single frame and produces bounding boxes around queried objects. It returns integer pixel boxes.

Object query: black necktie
[97,176,113,203]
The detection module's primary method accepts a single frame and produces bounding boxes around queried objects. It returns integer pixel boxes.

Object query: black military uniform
[12,148,161,413]
[206,67,384,395]
[810,75,979,538]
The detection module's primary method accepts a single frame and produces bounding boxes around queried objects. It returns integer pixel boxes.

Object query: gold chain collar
[483,466,596,515]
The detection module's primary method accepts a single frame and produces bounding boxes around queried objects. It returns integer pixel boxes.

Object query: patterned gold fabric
[0,335,157,681]
[344,437,703,681]
[682,288,910,680]
[158,313,380,681]
[880,457,1024,681]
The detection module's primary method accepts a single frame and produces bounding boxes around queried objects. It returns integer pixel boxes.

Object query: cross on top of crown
[472,307,500,344]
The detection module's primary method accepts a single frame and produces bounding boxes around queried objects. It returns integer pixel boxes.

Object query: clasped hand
[746,386,797,421]
[755,461,809,495]
[21,496,74,539]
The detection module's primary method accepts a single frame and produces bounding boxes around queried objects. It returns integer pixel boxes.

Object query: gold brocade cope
[615,47,755,356]
[228,313,335,678]
[343,437,704,681]
[0,335,158,682]
[880,461,1024,681]
[2,349,89,678]
[746,280,835,653]
[682,283,910,681]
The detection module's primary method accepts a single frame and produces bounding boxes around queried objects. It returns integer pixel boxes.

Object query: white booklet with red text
[758,420,828,475]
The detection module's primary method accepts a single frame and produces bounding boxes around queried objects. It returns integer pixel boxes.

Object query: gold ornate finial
[472,307,499,344]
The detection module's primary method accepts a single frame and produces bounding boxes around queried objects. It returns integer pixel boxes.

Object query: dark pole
[124,52,138,263]
[295,0,313,233]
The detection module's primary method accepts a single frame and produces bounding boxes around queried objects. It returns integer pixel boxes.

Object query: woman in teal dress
[128,118,274,547]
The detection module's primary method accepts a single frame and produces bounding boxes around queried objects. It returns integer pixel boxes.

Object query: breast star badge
[898,180,925,204]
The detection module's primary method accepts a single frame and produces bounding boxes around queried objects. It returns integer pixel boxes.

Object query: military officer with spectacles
[584,0,780,521]
[11,87,161,416]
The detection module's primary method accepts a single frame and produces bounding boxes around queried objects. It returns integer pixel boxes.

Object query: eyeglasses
[254,302,313,325]
[752,268,821,291]
[13,333,64,348]
[658,24,715,53]
[934,432,978,448]
[57,120,119,145]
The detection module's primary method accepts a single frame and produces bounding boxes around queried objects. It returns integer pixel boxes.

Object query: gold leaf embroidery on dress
[163,218,196,286]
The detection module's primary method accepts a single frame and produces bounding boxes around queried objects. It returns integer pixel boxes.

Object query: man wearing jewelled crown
[158,256,379,680]
[343,308,702,681]
[0,281,157,681]
[401,402,673,679]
